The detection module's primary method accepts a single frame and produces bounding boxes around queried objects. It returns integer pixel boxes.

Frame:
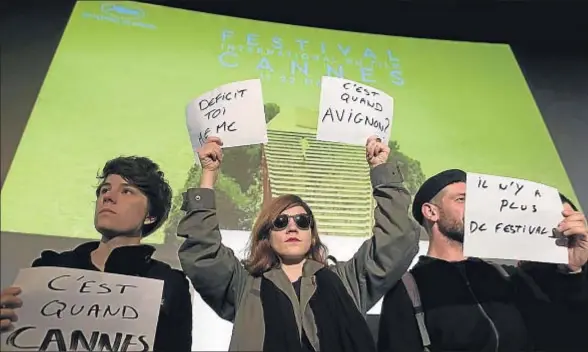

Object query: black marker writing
[469,221,487,233]
[340,93,383,112]
[498,181,525,196]
[499,199,538,213]
[495,223,549,235]
[198,128,211,146]
[342,82,380,97]
[339,82,383,113]
[321,108,390,133]
[477,177,488,189]
[470,177,552,238]
[4,326,149,352]
[79,281,112,294]
[47,275,70,291]
[115,284,138,294]
[41,299,139,319]
[46,275,137,294]
[216,120,237,133]
[203,107,226,120]
[198,89,247,112]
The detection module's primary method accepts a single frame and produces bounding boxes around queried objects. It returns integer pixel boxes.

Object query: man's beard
[438,216,464,243]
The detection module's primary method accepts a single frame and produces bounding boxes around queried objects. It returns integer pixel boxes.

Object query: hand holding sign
[558,208,588,271]
[365,136,390,168]
[0,267,163,352]
[0,286,22,332]
[316,76,394,146]
[186,79,268,155]
[464,172,566,263]
[197,136,223,189]
[197,137,223,172]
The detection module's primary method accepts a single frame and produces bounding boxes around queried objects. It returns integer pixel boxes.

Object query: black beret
[412,169,467,224]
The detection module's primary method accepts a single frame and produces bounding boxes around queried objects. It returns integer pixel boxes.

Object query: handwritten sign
[464,172,566,263]
[186,79,268,153]
[316,76,394,146]
[0,267,164,352]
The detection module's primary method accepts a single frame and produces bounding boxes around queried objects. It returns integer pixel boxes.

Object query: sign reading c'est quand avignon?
[0,267,164,352]
[186,79,268,155]
[464,172,566,263]
[316,76,394,146]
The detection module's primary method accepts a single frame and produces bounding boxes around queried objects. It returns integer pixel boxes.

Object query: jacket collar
[261,258,324,341]
[72,241,156,275]
[261,259,325,300]
[262,259,325,280]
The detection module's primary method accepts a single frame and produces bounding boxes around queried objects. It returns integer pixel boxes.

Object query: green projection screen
[0,1,577,244]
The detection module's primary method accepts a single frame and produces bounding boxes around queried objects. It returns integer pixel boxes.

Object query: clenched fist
[197,137,223,172]
[365,136,390,168]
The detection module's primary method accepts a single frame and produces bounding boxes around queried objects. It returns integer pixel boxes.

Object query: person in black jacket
[377,169,588,352]
[0,156,193,351]
[516,194,588,352]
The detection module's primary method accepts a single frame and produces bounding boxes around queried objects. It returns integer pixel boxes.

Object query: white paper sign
[0,267,164,352]
[316,76,394,146]
[464,172,566,263]
[186,79,268,151]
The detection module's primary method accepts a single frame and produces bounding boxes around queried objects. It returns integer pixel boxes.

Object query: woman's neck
[91,235,141,270]
[281,259,306,282]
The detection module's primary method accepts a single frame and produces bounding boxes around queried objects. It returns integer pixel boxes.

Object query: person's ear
[422,202,440,222]
[144,216,156,225]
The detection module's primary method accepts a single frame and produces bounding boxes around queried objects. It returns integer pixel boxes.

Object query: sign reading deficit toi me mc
[0,267,164,352]
[316,76,394,146]
[464,172,566,263]
[186,79,268,152]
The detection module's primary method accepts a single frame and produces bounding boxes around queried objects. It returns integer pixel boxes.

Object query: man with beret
[377,169,588,352]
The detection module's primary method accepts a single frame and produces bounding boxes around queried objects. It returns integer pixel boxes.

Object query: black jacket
[514,262,588,352]
[377,256,587,352]
[32,242,192,352]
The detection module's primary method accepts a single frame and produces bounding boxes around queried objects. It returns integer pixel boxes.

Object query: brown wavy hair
[243,194,328,276]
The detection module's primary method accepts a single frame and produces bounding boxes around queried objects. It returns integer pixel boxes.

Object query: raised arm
[177,137,249,322]
[331,136,421,313]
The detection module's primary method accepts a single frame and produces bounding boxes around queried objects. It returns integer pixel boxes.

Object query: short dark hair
[559,193,578,211]
[96,156,172,237]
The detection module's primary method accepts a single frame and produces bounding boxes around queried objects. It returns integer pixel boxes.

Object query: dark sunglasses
[272,213,312,231]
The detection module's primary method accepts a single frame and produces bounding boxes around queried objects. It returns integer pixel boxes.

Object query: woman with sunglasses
[178,135,421,352]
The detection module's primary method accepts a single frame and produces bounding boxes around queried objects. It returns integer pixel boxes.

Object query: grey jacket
[178,162,421,351]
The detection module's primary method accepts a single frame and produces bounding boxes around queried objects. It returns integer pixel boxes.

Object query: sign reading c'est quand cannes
[0,267,163,352]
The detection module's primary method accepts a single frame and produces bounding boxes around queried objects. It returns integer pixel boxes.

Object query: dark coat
[515,262,588,352]
[32,241,192,352]
[378,256,587,352]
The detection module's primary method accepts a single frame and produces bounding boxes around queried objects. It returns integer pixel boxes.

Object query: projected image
[0,1,578,245]
[164,103,426,243]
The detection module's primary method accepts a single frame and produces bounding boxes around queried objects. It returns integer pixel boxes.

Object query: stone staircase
[264,129,374,236]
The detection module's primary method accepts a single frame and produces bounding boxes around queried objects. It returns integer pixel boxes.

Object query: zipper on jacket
[464,275,500,352]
